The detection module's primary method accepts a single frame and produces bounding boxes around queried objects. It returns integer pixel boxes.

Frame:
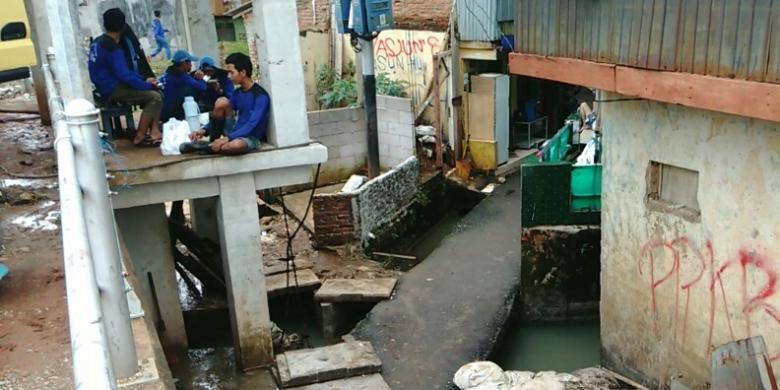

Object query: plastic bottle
[183,96,200,133]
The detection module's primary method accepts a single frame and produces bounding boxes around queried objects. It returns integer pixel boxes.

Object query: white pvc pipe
[44,63,118,390]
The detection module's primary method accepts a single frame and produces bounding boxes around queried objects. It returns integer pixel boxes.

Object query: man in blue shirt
[160,50,206,122]
[197,56,235,112]
[150,10,171,60]
[88,8,163,146]
[182,53,270,155]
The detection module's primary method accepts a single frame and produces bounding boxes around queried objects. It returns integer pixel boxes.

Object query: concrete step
[288,374,390,390]
[276,341,382,387]
[314,278,398,303]
[263,258,314,276]
[266,268,321,297]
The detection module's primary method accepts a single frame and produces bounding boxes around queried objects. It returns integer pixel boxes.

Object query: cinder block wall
[308,107,368,184]
[377,96,416,170]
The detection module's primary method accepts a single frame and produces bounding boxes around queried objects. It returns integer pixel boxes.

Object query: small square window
[646,161,701,222]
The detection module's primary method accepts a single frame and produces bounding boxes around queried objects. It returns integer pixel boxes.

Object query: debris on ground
[454,362,631,390]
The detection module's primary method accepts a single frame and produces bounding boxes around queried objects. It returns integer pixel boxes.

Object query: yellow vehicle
[0,0,37,83]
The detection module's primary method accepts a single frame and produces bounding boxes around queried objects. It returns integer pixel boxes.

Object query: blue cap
[199,56,216,70]
[172,50,199,65]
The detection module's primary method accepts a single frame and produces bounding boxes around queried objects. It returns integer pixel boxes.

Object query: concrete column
[189,196,220,243]
[44,0,92,103]
[184,0,219,60]
[116,204,188,353]
[217,173,272,369]
[250,0,310,147]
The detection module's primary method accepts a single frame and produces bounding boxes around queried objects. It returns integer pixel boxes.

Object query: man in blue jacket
[181,53,270,155]
[160,50,206,123]
[197,56,234,112]
[88,8,163,146]
[150,10,171,60]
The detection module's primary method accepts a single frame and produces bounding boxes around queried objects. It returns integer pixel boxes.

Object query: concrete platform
[289,374,390,390]
[315,278,397,303]
[266,268,321,297]
[351,174,523,389]
[276,341,382,387]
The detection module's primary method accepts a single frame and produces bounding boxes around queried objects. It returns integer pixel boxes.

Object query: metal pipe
[43,63,118,390]
[65,99,138,378]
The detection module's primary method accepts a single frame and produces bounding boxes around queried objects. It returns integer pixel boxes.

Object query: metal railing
[44,51,138,389]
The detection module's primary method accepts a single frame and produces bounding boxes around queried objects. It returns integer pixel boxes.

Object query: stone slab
[289,374,390,390]
[266,269,321,297]
[263,258,314,276]
[315,278,398,303]
[276,341,382,387]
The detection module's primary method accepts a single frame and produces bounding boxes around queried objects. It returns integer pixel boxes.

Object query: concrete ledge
[276,341,382,387]
[289,374,390,390]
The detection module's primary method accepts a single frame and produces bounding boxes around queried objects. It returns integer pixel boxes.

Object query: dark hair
[225,52,253,78]
[154,10,161,18]
[103,8,126,33]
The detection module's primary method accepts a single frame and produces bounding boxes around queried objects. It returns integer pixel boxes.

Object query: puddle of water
[492,321,601,373]
[171,347,277,390]
[12,210,60,231]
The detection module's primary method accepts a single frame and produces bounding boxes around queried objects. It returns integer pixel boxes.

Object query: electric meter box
[332,0,351,34]
[343,0,393,35]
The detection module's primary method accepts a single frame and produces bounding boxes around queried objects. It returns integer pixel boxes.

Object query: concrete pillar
[189,196,220,243]
[250,0,310,147]
[320,302,337,339]
[217,173,272,369]
[184,0,219,60]
[23,0,51,125]
[44,0,92,103]
[116,204,188,353]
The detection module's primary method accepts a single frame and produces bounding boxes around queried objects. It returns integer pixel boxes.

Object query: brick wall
[308,107,368,184]
[392,0,452,32]
[313,193,356,246]
[296,0,331,32]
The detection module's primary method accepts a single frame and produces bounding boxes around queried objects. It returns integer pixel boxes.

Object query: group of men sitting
[87,8,270,155]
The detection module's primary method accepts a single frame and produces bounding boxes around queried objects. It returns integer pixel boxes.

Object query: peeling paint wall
[600,91,780,387]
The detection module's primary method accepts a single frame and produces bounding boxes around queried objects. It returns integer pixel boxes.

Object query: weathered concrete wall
[355,157,420,245]
[377,95,416,170]
[600,91,780,387]
[300,31,331,111]
[343,29,446,108]
[308,107,367,185]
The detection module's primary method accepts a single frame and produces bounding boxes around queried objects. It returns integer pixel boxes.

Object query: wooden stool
[93,91,135,139]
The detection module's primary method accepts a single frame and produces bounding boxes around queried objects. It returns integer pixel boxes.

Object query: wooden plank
[718,0,741,78]
[315,278,398,303]
[616,66,780,124]
[678,0,699,73]
[277,341,382,387]
[706,0,726,75]
[747,0,772,81]
[266,269,321,297]
[508,53,617,90]
[692,0,713,74]
[289,374,391,390]
[263,258,314,276]
[733,0,757,79]
[660,0,682,71]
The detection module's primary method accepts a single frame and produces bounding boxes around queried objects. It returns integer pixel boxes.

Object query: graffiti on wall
[373,31,445,107]
[638,237,780,363]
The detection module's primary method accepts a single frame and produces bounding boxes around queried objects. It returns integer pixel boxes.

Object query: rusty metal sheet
[718,0,741,78]
[692,0,712,75]
[646,0,666,69]
[566,0,577,58]
[660,0,682,71]
[678,0,698,74]
[768,0,780,83]
[748,0,773,81]
[706,0,727,76]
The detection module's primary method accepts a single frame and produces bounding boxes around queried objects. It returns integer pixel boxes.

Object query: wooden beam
[508,53,616,91]
[508,53,780,124]
[615,66,780,124]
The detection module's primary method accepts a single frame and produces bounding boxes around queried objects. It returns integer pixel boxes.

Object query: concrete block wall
[308,107,368,184]
[313,193,356,246]
[354,156,420,244]
[377,95,416,170]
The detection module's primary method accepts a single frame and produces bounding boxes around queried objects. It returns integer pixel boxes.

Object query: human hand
[194,70,205,80]
[189,129,206,142]
[211,137,228,153]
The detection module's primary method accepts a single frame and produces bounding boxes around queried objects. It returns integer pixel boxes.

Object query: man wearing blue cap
[197,56,234,112]
[159,50,206,123]
[89,8,163,146]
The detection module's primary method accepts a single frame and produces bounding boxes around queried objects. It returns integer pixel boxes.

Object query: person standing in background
[150,10,171,60]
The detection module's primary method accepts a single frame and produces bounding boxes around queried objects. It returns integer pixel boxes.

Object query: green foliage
[376,73,408,97]
[316,64,339,104]
[319,79,358,109]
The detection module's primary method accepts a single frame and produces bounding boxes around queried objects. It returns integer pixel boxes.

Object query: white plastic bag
[454,361,512,390]
[160,119,191,156]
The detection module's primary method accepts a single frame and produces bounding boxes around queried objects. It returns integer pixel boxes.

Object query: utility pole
[361,38,380,178]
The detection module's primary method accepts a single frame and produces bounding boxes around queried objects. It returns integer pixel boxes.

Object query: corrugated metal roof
[496,0,514,22]
[457,0,501,41]
[515,0,780,84]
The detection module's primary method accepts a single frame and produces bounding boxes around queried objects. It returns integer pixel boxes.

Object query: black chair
[93,90,135,140]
